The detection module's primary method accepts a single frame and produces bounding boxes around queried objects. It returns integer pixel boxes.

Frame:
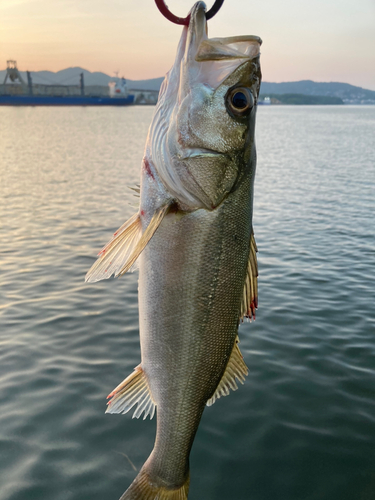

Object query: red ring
[154,0,225,26]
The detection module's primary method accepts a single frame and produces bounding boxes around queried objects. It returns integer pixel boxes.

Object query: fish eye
[226,87,254,117]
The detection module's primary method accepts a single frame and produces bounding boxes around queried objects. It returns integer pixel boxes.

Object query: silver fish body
[138,173,253,489]
[86,3,261,499]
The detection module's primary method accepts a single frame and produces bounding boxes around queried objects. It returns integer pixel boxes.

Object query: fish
[85,2,262,499]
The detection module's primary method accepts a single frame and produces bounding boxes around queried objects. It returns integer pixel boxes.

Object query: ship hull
[0,95,135,106]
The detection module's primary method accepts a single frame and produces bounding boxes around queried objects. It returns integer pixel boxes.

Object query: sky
[1,0,375,90]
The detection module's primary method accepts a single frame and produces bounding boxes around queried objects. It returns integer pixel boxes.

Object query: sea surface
[0,105,374,500]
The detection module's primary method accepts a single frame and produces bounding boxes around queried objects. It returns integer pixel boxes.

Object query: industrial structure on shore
[0,61,159,106]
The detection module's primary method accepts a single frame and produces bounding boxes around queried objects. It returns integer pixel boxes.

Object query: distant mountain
[260,80,375,104]
[0,66,164,91]
[127,78,164,92]
[264,94,344,105]
[1,66,374,103]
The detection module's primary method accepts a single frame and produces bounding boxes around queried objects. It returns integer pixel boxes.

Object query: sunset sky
[1,0,375,89]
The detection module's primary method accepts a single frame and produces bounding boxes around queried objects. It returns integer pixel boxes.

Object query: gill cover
[146,1,262,211]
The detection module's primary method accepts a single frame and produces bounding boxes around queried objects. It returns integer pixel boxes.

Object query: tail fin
[119,467,190,500]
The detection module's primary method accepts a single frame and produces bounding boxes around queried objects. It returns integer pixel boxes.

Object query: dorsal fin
[106,365,156,420]
[240,230,258,321]
[85,202,172,283]
[207,337,248,407]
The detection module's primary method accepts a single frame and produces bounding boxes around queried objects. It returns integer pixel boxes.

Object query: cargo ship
[0,60,135,106]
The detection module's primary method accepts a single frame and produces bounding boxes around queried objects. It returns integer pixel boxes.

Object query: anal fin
[106,365,156,420]
[207,337,248,406]
[240,230,258,321]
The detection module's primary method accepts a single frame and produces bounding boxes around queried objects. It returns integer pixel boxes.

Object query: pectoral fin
[207,337,248,406]
[240,230,258,321]
[106,365,156,420]
[85,202,172,283]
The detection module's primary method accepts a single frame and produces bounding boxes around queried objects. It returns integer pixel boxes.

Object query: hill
[0,66,164,91]
[260,80,375,104]
[1,66,374,104]
[263,94,344,105]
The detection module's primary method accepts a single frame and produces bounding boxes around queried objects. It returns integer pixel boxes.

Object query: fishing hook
[154,0,225,25]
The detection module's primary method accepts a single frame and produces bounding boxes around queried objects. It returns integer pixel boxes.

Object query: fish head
[148,1,262,211]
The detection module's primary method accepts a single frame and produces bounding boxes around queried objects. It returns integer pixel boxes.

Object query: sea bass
[86,2,262,499]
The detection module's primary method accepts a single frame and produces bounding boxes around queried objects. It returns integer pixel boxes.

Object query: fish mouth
[188,2,207,39]
[179,148,228,160]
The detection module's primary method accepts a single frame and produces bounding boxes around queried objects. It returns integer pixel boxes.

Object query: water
[0,105,374,500]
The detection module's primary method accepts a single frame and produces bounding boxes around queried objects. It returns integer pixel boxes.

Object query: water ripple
[0,106,374,500]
